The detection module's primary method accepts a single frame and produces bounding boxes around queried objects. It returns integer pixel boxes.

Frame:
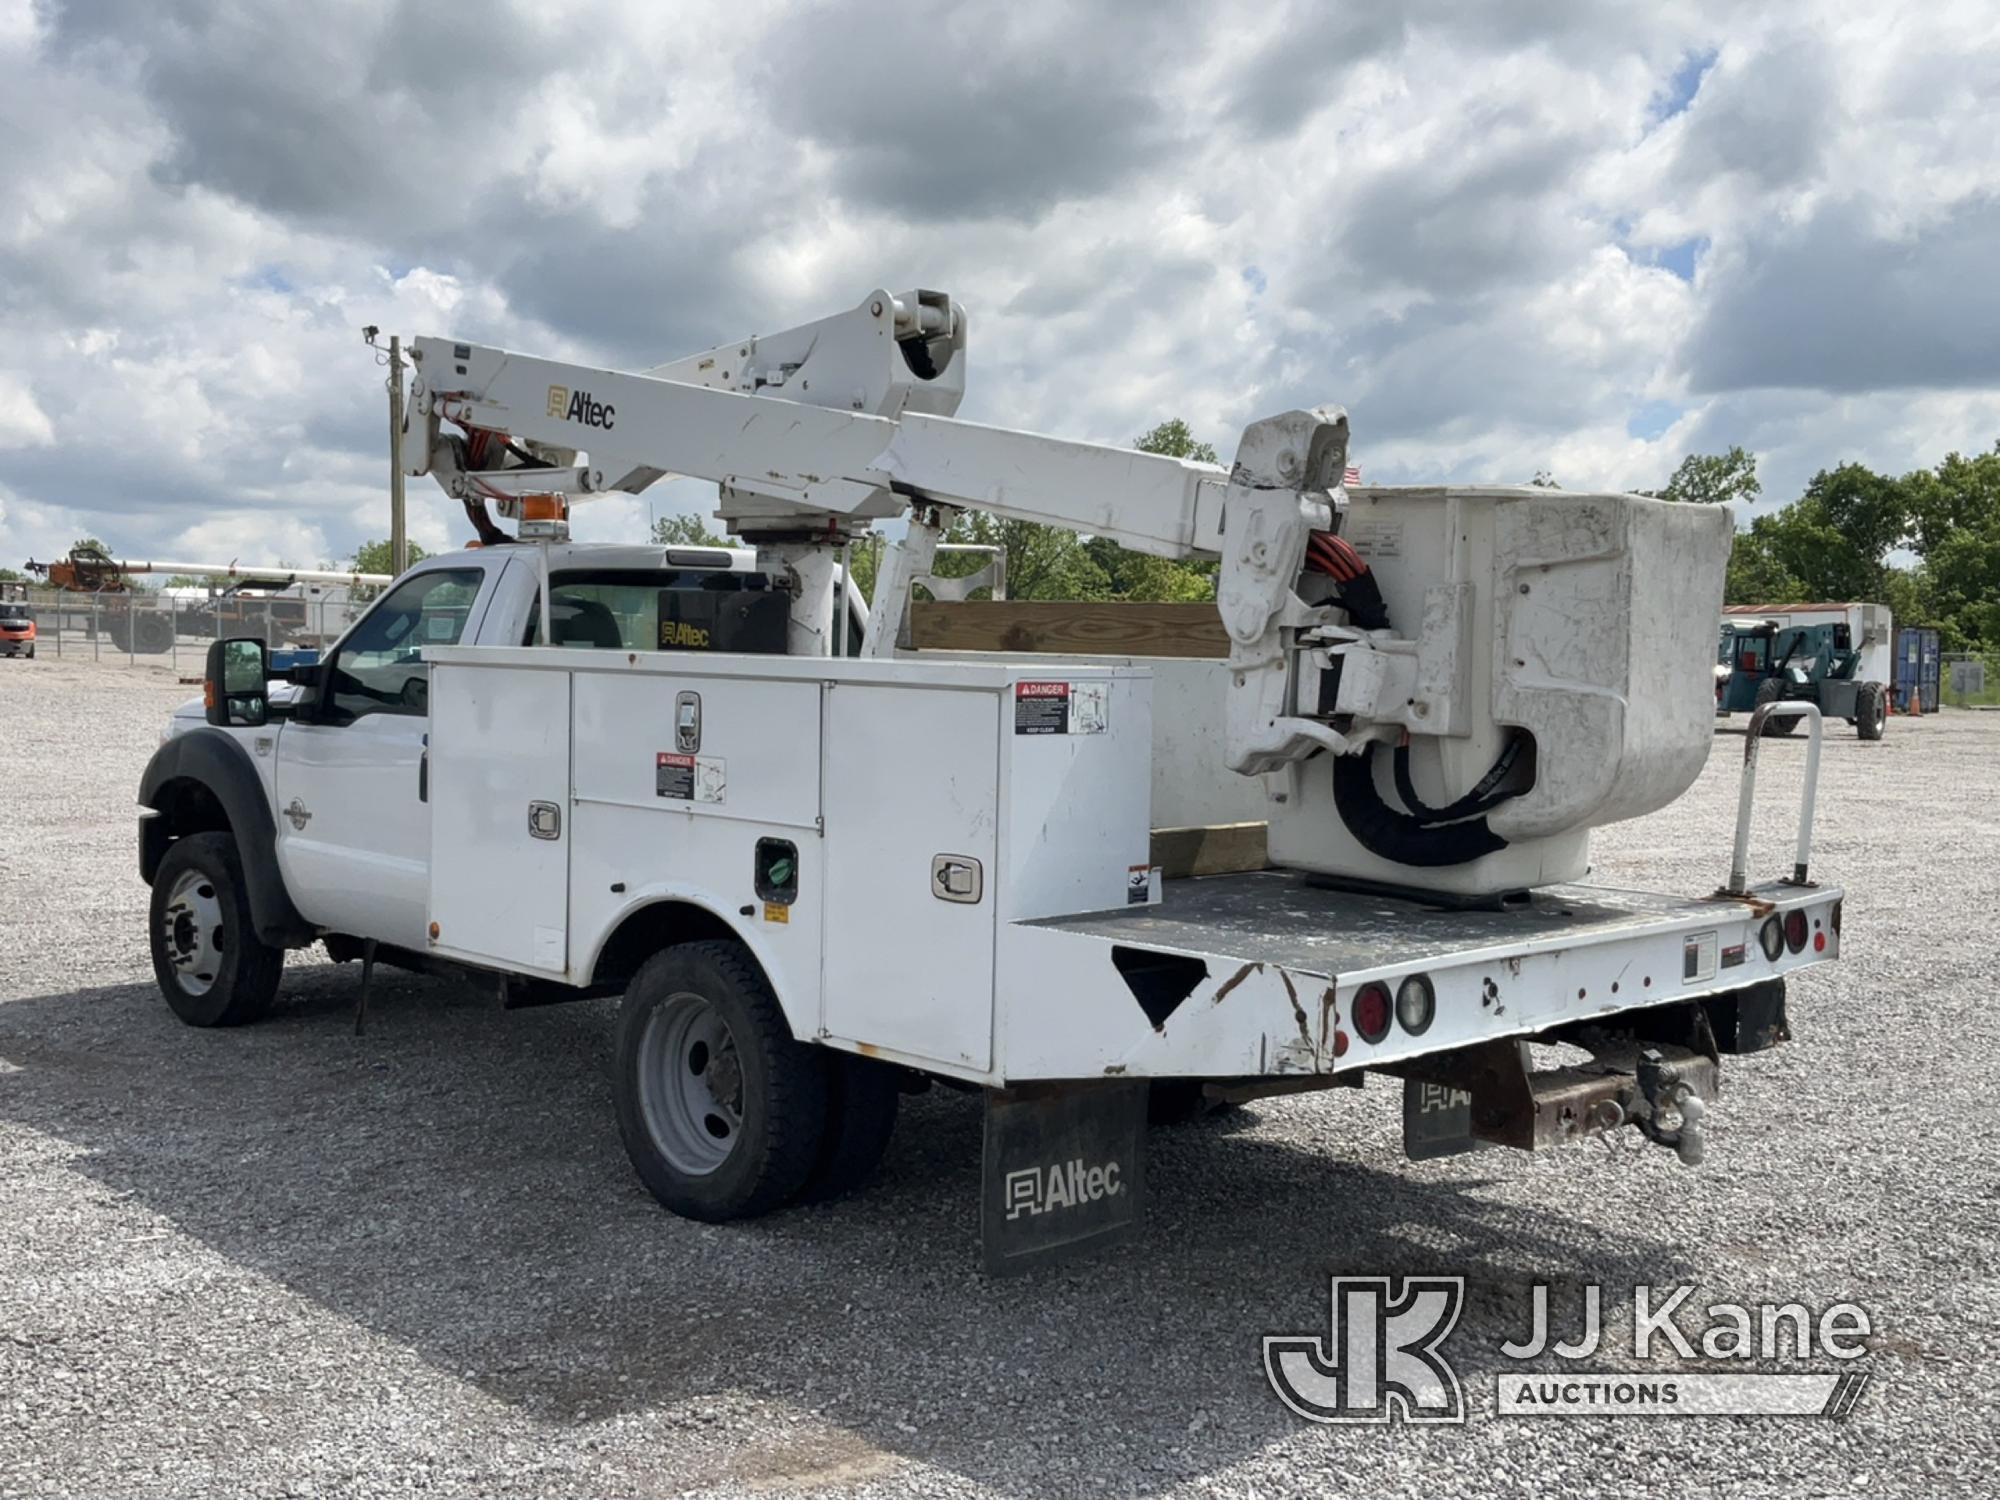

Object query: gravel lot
[2,654,1995,1498]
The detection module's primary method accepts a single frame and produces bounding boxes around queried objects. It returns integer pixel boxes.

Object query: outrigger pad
[980,1081,1147,1276]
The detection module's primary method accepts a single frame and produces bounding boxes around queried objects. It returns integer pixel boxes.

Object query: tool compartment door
[822,683,997,1072]
[428,664,573,975]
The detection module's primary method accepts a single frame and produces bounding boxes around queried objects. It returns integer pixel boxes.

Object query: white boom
[91,559,392,588]
[395,286,1732,897]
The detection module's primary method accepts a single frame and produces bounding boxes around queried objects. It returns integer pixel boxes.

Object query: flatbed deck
[1028,869,1792,980]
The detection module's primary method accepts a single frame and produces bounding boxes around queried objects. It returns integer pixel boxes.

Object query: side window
[327,568,483,722]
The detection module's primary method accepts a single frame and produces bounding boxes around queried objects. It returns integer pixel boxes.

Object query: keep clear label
[1015,680,1109,735]
[656,752,726,803]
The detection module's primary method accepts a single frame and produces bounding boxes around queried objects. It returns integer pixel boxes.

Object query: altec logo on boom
[546,384,616,430]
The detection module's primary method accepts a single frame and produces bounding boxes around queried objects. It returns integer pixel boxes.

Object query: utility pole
[388,334,409,575]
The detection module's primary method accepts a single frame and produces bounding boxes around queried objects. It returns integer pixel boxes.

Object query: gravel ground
[2,654,1995,1498]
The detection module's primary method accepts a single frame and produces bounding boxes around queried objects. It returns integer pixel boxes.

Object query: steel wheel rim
[637,990,745,1176]
[161,868,225,997]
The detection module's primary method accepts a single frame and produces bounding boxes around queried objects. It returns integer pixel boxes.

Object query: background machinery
[24,545,390,654]
[1717,618,1889,739]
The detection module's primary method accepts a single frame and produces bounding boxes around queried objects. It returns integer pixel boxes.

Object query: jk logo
[1264,1276,1466,1424]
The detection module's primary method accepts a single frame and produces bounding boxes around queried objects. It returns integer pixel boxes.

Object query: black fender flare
[139,728,313,946]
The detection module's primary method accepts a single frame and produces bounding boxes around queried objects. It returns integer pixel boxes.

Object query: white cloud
[1,0,1997,570]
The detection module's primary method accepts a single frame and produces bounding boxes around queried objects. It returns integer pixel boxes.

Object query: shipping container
[1894,626,1941,713]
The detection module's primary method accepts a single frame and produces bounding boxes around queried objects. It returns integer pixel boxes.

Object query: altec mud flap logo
[1003,1158,1124,1219]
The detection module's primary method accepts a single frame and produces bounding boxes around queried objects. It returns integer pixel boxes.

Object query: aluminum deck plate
[1027,870,1770,977]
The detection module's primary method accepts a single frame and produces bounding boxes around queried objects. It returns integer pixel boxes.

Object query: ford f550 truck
[136,288,1841,1272]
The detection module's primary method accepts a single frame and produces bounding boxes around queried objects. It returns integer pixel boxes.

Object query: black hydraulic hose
[1333,743,1508,867]
[1333,569,1391,631]
[1391,734,1525,826]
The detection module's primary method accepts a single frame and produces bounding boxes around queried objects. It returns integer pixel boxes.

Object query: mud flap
[980,1080,1147,1276]
[1402,1079,1485,1160]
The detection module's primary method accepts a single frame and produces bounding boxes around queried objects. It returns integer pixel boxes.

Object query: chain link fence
[1941,651,2000,709]
[9,586,362,673]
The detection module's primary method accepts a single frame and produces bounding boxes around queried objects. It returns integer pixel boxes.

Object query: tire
[1855,681,1887,740]
[799,1053,900,1203]
[147,831,285,1027]
[23,643,32,658]
[134,611,174,654]
[1754,678,1798,735]
[614,940,828,1222]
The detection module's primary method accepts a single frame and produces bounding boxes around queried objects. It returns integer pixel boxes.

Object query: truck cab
[154,540,866,951]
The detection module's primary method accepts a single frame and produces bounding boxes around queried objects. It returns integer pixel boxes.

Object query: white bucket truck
[140,289,1839,1271]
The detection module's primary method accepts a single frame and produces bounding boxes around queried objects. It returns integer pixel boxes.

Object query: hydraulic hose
[1333,743,1508,867]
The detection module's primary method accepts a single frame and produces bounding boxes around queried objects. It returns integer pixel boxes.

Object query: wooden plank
[910,600,1228,658]
[1149,822,1269,880]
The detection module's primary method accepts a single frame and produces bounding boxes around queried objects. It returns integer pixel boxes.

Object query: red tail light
[1352,983,1392,1044]
[1783,910,1808,954]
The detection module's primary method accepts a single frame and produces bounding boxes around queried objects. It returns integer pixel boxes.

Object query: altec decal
[547,384,616,429]
[1003,1158,1124,1218]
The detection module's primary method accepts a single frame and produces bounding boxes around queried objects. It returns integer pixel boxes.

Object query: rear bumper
[998,873,1840,1082]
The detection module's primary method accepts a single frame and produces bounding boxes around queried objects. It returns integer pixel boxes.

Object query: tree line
[1634,443,2000,649]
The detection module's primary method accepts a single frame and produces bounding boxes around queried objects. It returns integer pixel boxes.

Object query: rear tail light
[1352,983,1392,1045]
[1759,916,1785,961]
[1831,900,1842,936]
[1395,975,1435,1036]
[1783,909,1808,954]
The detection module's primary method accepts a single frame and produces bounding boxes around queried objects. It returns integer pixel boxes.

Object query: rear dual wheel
[614,940,898,1222]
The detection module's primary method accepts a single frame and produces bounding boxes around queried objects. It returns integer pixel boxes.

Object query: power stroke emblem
[546,384,615,429]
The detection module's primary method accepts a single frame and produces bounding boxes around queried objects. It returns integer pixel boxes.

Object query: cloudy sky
[3,0,1997,570]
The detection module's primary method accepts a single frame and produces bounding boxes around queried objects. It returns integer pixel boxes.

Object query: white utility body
[140,286,1840,1272]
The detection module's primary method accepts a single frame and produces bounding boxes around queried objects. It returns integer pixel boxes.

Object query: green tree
[346,538,429,601]
[1132,418,1218,465]
[1651,446,1761,506]
[917,416,1224,602]
[938,510,1112,601]
[652,512,726,547]
[1902,443,2000,558]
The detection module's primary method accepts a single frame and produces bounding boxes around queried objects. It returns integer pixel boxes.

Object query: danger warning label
[656,752,726,803]
[1014,680,1108,736]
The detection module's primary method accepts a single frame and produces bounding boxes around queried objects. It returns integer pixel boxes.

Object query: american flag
[1343,465,1361,486]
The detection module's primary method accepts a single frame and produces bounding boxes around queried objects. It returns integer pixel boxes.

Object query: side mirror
[205,637,270,727]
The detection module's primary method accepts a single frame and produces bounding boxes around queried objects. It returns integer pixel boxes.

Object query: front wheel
[148,832,284,1026]
[1855,681,1887,740]
[614,940,828,1221]
[1754,678,1799,735]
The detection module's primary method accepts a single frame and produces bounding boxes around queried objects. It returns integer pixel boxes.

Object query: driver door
[273,564,494,948]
